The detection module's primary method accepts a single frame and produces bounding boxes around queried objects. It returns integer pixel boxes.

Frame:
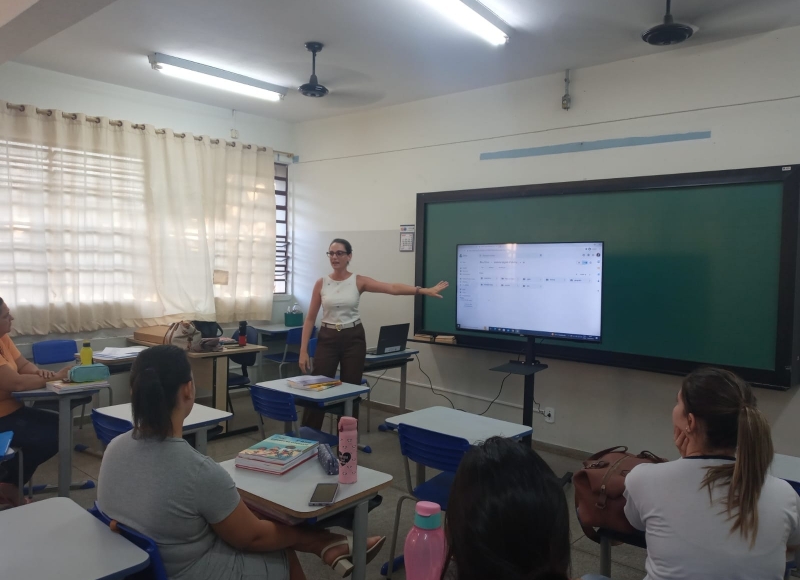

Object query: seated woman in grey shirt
[98,344,385,580]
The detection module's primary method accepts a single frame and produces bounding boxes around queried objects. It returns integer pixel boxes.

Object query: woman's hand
[420,281,449,299]
[674,425,691,457]
[299,352,312,374]
[35,369,56,379]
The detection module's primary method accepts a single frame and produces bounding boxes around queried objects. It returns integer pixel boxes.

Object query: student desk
[252,323,298,367]
[0,497,149,579]
[385,406,531,485]
[771,453,800,489]
[129,339,267,433]
[94,403,232,454]
[13,386,101,498]
[221,459,392,580]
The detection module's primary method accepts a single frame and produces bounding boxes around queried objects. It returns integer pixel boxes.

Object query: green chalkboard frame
[413,165,800,390]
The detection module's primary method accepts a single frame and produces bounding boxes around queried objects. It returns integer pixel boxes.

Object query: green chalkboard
[420,182,786,374]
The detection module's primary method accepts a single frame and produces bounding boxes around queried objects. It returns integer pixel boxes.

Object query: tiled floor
[15,398,647,580]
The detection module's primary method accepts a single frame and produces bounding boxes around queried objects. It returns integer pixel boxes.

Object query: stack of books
[46,379,110,393]
[412,333,435,342]
[434,335,457,345]
[92,346,147,362]
[235,434,319,475]
[287,375,342,391]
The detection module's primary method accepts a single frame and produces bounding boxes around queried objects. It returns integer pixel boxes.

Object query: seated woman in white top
[98,344,385,580]
[623,367,800,580]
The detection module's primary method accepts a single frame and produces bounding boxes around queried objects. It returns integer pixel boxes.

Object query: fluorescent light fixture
[148,53,287,102]
[422,0,511,46]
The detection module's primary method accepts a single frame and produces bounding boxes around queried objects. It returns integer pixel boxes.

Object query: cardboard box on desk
[133,325,170,344]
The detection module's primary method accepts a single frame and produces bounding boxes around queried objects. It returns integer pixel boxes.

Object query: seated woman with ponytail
[441,436,605,580]
[98,344,385,580]
[623,367,800,580]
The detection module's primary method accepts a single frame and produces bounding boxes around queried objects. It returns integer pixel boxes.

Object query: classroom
[2,1,800,579]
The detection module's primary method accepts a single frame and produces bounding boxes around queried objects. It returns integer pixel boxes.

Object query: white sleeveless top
[320,274,361,325]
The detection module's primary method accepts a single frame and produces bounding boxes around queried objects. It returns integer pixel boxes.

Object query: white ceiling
[9,0,800,123]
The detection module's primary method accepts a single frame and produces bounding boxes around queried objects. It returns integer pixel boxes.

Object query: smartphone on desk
[309,482,339,506]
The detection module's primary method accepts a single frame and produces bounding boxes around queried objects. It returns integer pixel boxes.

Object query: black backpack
[192,321,224,339]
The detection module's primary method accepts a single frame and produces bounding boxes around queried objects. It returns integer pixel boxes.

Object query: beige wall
[291,28,800,459]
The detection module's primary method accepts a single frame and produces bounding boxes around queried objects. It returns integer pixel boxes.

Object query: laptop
[366,323,410,355]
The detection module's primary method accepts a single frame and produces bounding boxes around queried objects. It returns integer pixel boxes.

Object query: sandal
[320,535,387,577]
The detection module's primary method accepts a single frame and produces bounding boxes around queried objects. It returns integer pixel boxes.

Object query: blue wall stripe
[479,131,711,161]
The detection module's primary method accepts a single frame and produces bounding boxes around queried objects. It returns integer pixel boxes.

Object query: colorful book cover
[237,434,318,464]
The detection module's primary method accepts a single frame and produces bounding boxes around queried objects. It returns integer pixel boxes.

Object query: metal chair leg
[257,414,266,439]
[385,494,416,580]
[600,534,612,577]
[78,403,86,429]
[17,448,24,505]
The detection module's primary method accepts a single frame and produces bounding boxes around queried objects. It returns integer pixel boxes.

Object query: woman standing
[298,238,448,429]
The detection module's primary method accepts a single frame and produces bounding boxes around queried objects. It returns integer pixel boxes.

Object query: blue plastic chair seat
[91,409,133,446]
[250,386,340,447]
[412,471,456,511]
[227,374,251,387]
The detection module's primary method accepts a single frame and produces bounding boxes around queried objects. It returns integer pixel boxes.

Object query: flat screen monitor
[456,242,603,342]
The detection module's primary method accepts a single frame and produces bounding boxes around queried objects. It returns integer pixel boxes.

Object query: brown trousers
[301,324,366,430]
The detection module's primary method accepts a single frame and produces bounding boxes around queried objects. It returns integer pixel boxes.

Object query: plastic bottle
[79,340,93,366]
[404,501,447,580]
[337,416,358,484]
[238,321,247,346]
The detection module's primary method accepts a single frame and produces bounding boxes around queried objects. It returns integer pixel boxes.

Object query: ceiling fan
[642,0,694,45]
[298,41,329,98]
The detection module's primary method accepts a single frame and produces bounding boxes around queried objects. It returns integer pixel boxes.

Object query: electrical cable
[415,354,456,409]
[477,352,523,416]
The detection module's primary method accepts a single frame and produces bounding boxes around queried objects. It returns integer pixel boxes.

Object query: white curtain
[0,101,275,335]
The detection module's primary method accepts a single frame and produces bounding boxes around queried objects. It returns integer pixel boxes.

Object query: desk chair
[226,326,260,413]
[31,340,93,429]
[262,326,315,378]
[0,447,25,507]
[89,501,166,580]
[249,387,338,448]
[91,409,133,447]
[383,424,470,579]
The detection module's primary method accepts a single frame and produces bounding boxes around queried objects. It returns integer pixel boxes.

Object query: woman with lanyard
[298,238,449,430]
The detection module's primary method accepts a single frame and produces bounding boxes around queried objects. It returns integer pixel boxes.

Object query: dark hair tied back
[130,345,192,440]
[330,238,352,254]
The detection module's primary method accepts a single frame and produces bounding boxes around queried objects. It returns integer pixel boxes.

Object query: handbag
[164,321,223,353]
[573,445,666,542]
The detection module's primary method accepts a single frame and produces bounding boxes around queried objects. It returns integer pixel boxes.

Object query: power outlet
[544,407,555,424]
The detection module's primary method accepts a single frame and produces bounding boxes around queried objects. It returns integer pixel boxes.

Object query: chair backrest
[31,340,78,365]
[88,502,168,580]
[307,337,318,358]
[286,326,304,346]
[91,409,133,446]
[229,326,259,368]
[250,386,298,423]
[398,423,470,474]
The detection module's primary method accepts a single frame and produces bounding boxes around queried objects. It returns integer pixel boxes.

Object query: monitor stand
[489,335,572,487]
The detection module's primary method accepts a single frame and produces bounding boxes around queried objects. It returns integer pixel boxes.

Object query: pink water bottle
[338,416,358,484]
[404,501,447,580]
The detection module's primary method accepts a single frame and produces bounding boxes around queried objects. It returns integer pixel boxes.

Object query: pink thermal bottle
[337,416,358,484]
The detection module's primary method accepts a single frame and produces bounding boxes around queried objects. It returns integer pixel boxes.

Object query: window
[274,162,289,294]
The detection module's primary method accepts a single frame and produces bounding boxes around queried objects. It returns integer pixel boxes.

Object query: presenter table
[13,387,101,497]
[95,403,232,454]
[222,459,392,580]
[129,339,267,433]
[364,349,418,431]
[0,497,149,580]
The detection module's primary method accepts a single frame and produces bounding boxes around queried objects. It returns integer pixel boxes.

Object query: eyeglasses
[326,251,349,257]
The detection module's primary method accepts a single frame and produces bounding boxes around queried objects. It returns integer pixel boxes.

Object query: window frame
[274,162,289,294]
